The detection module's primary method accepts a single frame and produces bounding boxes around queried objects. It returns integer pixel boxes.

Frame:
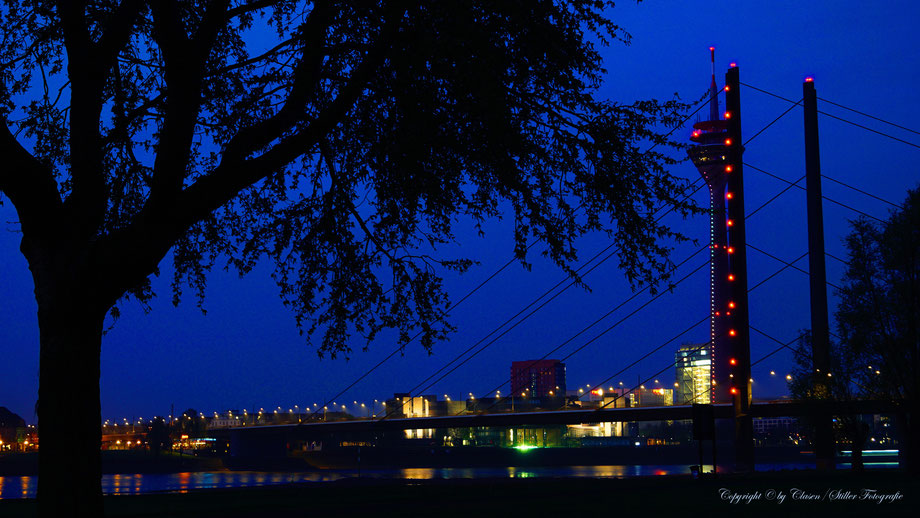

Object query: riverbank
[1,469,915,517]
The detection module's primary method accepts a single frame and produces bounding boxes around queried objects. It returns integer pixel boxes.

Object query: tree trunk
[37,300,105,518]
[906,402,920,476]
[851,448,864,472]
[894,407,920,476]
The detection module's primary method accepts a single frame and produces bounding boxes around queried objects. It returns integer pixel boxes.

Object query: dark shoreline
[1,469,916,517]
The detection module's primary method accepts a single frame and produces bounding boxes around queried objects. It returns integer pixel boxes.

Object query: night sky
[2,0,919,424]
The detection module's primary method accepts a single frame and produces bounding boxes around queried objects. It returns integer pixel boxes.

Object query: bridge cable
[591,250,808,410]
[741,82,920,150]
[820,175,905,211]
[473,177,814,415]
[744,162,887,223]
[466,165,811,415]
[743,97,803,146]
[377,179,709,421]
[816,95,920,137]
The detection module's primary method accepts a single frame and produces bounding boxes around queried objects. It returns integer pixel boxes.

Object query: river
[0,460,897,499]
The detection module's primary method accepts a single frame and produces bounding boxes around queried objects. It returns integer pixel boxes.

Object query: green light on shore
[514,445,538,452]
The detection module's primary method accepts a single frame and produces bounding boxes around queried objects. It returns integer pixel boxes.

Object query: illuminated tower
[687,50,751,411]
[688,48,731,403]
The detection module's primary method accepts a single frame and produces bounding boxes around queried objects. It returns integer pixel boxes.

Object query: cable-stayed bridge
[120,66,919,470]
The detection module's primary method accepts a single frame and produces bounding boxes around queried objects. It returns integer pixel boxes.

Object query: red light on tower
[730,62,737,68]
[728,301,736,309]
[730,387,738,395]
[729,329,737,337]
[724,85,730,92]
[805,76,814,83]
[726,192,733,200]
[709,46,715,51]
[727,219,734,227]
[728,274,735,281]
[730,358,737,365]
[724,138,732,146]
[725,165,733,172]
[725,111,731,119]
[727,247,735,254]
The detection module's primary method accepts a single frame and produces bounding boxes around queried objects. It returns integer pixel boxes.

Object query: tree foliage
[0,1,695,358]
[790,187,920,471]
[788,332,870,469]
[835,188,920,402]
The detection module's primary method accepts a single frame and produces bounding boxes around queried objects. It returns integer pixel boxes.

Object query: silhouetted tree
[834,188,920,473]
[146,416,171,457]
[787,332,870,471]
[177,408,207,440]
[0,2,697,516]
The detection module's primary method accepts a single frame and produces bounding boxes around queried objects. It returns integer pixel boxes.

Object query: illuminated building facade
[675,343,712,404]
[510,360,566,398]
[628,388,674,407]
[386,393,430,418]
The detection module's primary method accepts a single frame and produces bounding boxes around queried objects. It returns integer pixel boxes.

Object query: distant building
[675,343,712,404]
[385,393,430,418]
[628,387,674,407]
[511,360,566,398]
[0,407,27,452]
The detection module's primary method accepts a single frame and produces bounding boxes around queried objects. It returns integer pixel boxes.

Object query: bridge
[213,400,894,435]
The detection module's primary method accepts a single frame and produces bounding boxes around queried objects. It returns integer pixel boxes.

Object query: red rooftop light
[805,76,814,82]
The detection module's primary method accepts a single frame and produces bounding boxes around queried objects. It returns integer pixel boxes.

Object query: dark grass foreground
[1,470,916,517]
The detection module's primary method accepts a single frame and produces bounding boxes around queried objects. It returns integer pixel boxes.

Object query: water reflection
[0,461,898,499]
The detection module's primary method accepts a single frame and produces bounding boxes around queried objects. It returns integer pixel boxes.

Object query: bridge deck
[213,400,895,436]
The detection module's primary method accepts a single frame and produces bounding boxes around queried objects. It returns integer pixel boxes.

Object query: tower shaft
[688,61,754,471]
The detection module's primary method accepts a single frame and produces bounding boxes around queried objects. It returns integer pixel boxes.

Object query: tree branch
[147,0,229,205]
[91,2,400,307]
[58,1,141,237]
[0,119,64,237]
[95,1,145,72]
[180,19,391,230]
[220,1,333,163]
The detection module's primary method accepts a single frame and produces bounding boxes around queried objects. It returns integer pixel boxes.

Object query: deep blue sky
[2,0,919,423]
